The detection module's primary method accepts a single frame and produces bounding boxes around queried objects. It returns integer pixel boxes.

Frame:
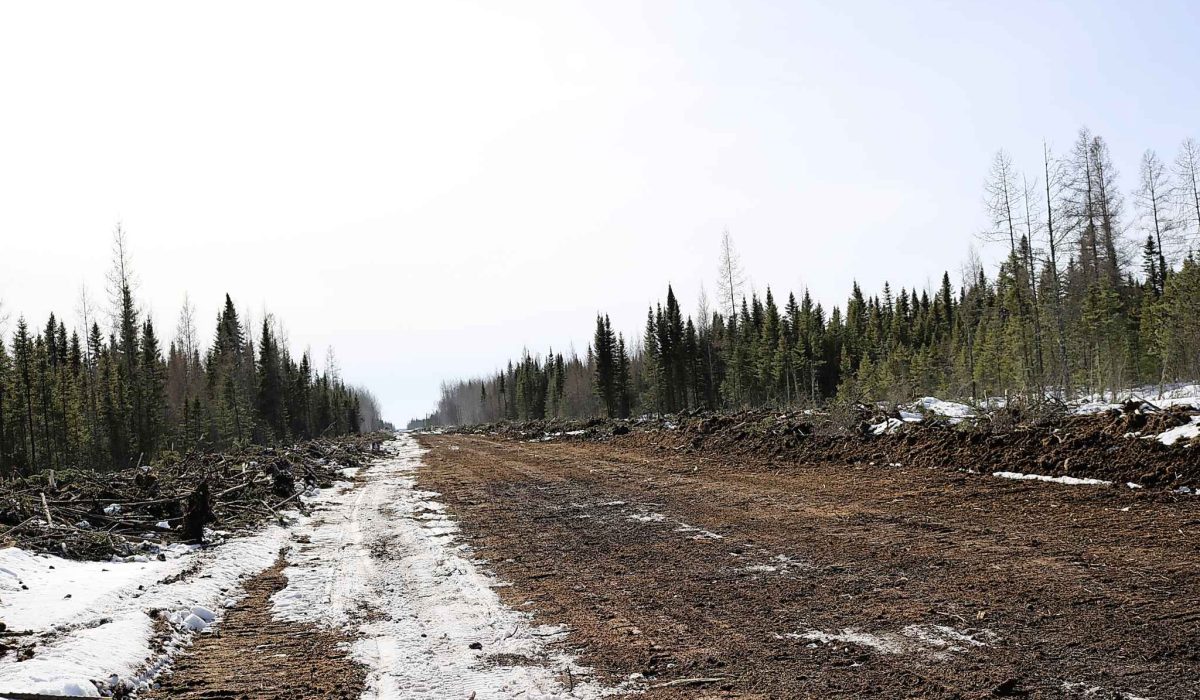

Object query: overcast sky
[1,1,1197,423]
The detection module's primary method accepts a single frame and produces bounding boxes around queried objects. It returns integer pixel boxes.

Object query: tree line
[0,229,381,476]
[419,129,1200,426]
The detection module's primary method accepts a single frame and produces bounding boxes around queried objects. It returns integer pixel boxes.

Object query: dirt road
[151,437,608,700]
[417,434,1200,699]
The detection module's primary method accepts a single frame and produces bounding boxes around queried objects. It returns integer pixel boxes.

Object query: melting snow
[673,524,723,540]
[795,629,903,654]
[1062,680,1151,699]
[1073,383,1200,414]
[0,533,286,696]
[993,471,1112,487]
[626,512,666,523]
[740,564,779,573]
[618,504,725,542]
[0,440,607,700]
[271,435,618,699]
[913,397,976,422]
[1156,416,1200,446]
[866,396,989,432]
[790,624,997,659]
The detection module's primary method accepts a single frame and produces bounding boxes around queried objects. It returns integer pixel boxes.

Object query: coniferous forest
[0,230,382,476]
[424,130,1200,426]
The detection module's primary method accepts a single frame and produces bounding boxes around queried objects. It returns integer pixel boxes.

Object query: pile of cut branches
[0,433,388,561]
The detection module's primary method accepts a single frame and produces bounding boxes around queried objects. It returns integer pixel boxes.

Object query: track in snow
[270,435,613,700]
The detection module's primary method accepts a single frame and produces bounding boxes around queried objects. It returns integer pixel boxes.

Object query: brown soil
[624,409,1200,489]
[147,549,366,699]
[417,433,1200,699]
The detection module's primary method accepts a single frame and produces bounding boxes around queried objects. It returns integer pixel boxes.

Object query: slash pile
[444,401,1200,490]
[0,435,386,561]
[615,405,1200,489]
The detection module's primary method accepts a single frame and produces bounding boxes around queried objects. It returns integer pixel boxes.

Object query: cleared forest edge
[417,433,1200,699]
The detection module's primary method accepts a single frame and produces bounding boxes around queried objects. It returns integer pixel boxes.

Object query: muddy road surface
[418,434,1200,699]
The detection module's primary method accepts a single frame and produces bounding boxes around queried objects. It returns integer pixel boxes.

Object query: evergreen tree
[255,318,287,441]
[592,315,618,417]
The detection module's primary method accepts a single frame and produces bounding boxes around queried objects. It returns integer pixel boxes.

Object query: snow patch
[793,628,903,654]
[913,397,976,422]
[740,564,778,573]
[674,524,723,540]
[1072,382,1200,414]
[993,471,1112,487]
[790,623,997,659]
[1156,416,1200,446]
[0,531,286,696]
[626,512,666,523]
[1062,680,1151,699]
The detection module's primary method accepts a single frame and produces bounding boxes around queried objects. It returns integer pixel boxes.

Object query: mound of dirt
[611,406,1200,489]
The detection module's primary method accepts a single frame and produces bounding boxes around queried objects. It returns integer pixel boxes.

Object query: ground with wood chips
[416,433,1200,699]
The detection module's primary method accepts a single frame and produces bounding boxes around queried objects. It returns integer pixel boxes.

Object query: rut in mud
[148,554,367,699]
[417,433,1200,699]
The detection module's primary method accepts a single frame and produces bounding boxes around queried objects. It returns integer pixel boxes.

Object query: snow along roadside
[0,527,288,697]
[271,434,621,700]
[0,474,362,697]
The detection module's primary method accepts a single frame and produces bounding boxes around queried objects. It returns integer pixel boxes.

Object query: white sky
[2,1,1197,422]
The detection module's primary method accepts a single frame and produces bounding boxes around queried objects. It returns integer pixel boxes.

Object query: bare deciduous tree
[716,229,745,320]
[1066,128,1102,282]
[1040,142,1073,397]
[176,294,199,358]
[981,150,1036,397]
[982,150,1021,252]
[1020,173,1045,392]
[1134,149,1175,273]
[325,346,340,381]
[1176,137,1200,246]
[1089,135,1126,284]
[105,223,137,332]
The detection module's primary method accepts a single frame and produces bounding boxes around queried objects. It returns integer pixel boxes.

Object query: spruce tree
[615,335,631,418]
[255,318,287,441]
[592,315,617,416]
